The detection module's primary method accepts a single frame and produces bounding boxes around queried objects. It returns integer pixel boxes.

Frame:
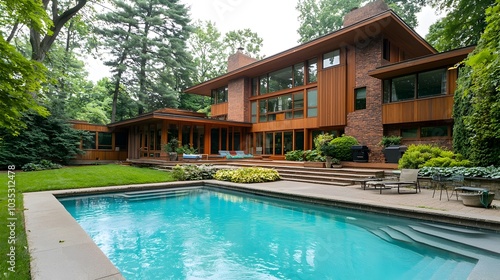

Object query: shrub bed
[22,160,63,172]
[399,144,471,169]
[171,164,219,181]
[214,167,280,183]
[419,166,500,179]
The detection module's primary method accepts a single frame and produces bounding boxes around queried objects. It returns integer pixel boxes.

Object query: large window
[400,125,450,139]
[391,74,415,102]
[323,49,340,68]
[421,126,449,137]
[307,88,318,117]
[211,86,228,104]
[418,69,446,98]
[284,92,303,119]
[293,62,304,87]
[251,101,257,123]
[268,67,293,92]
[251,59,316,95]
[257,92,304,122]
[83,131,96,149]
[98,132,112,150]
[307,58,317,83]
[355,87,366,110]
[384,68,448,103]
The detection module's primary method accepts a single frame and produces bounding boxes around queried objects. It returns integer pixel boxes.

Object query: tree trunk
[30,0,88,62]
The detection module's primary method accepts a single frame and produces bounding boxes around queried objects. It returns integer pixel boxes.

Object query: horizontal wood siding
[76,150,128,161]
[211,103,228,116]
[318,65,347,127]
[72,123,110,132]
[382,95,454,124]
[251,117,318,132]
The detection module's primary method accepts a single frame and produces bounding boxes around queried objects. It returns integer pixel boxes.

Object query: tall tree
[180,20,264,113]
[97,0,193,117]
[296,0,425,43]
[453,0,500,166]
[425,0,495,51]
[0,0,52,135]
[29,0,88,62]
[223,29,264,60]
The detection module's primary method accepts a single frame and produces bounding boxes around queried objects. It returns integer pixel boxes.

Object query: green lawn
[0,164,174,279]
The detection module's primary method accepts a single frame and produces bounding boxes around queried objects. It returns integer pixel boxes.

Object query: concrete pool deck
[24,180,500,279]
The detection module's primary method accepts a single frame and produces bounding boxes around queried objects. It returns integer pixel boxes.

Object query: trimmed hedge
[214,167,280,183]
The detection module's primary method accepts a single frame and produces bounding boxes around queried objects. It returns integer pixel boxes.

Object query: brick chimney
[343,0,389,27]
[227,47,257,72]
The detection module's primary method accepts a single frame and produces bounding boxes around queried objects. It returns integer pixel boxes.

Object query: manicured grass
[0,164,174,279]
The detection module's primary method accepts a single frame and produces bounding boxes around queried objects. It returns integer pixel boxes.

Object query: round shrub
[330,135,359,161]
[398,144,472,169]
[214,167,280,183]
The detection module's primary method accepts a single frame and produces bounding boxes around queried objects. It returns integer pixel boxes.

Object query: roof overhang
[185,10,436,96]
[108,110,252,128]
[369,46,475,79]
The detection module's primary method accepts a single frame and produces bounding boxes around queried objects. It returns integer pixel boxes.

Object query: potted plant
[164,138,179,161]
[380,135,406,163]
[331,157,342,168]
[319,142,336,168]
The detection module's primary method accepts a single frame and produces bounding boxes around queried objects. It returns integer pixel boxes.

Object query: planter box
[459,192,495,208]
[304,162,325,168]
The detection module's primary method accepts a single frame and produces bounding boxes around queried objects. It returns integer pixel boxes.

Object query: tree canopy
[425,0,495,51]
[453,0,500,166]
[296,0,425,43]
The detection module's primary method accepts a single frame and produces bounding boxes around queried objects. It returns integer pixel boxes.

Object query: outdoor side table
[431,175,452,201]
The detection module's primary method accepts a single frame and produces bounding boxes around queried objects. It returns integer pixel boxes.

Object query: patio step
[158,163,388,187]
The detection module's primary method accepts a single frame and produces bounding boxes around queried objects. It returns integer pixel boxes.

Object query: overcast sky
[86,1,443,81]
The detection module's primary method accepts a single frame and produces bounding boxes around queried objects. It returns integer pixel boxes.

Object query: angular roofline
[184,9,436,96]
[368,45,475,79]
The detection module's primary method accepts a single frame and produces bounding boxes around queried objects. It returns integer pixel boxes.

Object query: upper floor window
[211,86,228,104]
[293,62,304,87]
[268,67,293,93]
[323,49,340,68]
[355,87,366,110]
[307,58,317,83]
[307,88,318,117]
[383,68,447,103]
[251,101,257,123]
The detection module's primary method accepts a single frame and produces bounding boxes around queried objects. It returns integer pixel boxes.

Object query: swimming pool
[60,186,499,279]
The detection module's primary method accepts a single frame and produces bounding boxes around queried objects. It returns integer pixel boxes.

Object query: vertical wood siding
[318,65,347,127]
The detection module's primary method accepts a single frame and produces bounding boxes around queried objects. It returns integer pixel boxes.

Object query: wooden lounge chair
[366,169,421,194]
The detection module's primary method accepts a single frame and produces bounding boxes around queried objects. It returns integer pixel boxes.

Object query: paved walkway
[210,180,500,231]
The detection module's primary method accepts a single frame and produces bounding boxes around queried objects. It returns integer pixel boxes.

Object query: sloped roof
[185,10,436,96]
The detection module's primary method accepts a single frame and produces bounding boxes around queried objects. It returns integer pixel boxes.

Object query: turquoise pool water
[60,187,478,279]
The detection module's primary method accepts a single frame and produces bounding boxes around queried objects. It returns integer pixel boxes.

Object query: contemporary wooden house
[72,0,474,164]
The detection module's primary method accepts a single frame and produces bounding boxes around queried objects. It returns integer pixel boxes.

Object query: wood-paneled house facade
[73,1,473,163]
